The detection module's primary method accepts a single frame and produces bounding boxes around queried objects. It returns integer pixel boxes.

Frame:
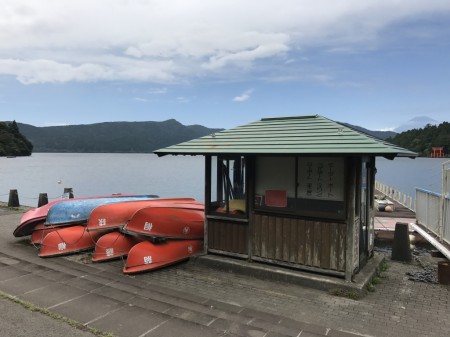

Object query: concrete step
[0,247,360,337]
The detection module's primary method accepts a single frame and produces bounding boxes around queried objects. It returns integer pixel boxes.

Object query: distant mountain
[341,123,397,140]
[394,116,440,133]
[17,120,222,153]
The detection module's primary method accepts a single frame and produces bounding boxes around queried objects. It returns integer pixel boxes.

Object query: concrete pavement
[0,205,449,337]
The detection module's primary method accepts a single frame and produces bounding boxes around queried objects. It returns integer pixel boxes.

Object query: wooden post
[63,187,74,199]
[345,158,356,282]
[38,193,48,207]
[204,156,211,254]
[8,189,20,207]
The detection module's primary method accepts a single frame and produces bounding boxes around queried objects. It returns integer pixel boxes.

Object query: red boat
[91,231,142,262]
[31,222,62,245]
[14,194,135,237]
[87,198,201,232]
[123,206,204,239]
[123,239,203,274]
[38,226,106,257]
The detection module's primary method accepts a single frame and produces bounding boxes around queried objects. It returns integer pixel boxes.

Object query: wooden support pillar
[204,156,211,254]
[8,189,19,207]
[345,158,357,282]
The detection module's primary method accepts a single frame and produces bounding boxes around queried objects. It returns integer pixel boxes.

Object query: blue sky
[1,0,449,131]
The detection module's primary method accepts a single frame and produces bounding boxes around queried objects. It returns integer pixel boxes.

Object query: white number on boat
[182,226,190,235]
[58,242,67,251]
[144,255,153,264]
[187,245,193,254]
[98,218,107,226]
[106,248,114,257]
[144,222,153,231]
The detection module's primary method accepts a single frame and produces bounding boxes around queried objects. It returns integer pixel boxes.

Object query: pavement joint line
[137,318,170,337]
[247,317,256,325]
[22,285,52,295]
[206,317,218,327]
[83,305,125,326]
[47,293,90,310]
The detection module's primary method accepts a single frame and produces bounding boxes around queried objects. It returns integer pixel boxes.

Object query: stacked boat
[13,194,205,274]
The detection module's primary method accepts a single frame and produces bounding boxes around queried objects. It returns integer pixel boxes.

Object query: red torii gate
[431,147,444,158]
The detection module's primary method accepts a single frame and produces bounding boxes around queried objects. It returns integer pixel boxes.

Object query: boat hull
[38,226,107,257]
[123,239,203,274]
[87,198,201,232]
[45,195,159,227]
[123,206,204,239]
[14,194,142,237]
[92,231,142,262]
[31,222,72,245]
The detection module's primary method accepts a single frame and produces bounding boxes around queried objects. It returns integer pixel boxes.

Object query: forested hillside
[18,119,222,153]
[0,121,33,156]
[386,122,449,157]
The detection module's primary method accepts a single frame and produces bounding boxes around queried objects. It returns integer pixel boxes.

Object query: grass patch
[328,288,364,300]
[0,290,116,337]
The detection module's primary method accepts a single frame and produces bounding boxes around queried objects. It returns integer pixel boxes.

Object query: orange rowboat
[38,226,106,257]
[123,206,204,239]
[87,198,201,232]
[123,239,203,274]
[92,231,142,262]
[14,194,139,237]
[31,222,63,245]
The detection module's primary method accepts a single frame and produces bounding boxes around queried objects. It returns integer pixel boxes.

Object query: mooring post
[8,189,20,207]
[38,193,48,207]
[63,187,74,199]
[391,222,412,262]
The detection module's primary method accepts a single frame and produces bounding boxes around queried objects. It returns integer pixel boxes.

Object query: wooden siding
[207,219,248,255]
[252,214,346,271]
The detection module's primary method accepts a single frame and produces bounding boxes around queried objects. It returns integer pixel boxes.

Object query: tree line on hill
[0,121,33,156]
[16,119,222,154]
[1,118,447,157]
[386,122,449,157]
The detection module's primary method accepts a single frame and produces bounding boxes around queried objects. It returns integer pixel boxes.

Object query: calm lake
[0,153,447,207]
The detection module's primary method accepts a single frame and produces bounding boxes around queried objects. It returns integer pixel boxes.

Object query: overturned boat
[87,198,200,232]
[123,239,203,274]
[14,193,145,237]
[44,194,159,227]
[92,231,142,262]
[38,226,106,257]
[31,222,59,245]
[123,205,204,240]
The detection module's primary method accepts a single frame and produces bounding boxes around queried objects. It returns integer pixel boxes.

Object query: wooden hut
[154,115,416,281]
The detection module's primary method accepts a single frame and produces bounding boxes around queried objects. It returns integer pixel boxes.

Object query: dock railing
[375,181,415,211]
[376,180,449,245]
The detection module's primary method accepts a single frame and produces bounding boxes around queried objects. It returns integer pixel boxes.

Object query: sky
[1,0,449,131]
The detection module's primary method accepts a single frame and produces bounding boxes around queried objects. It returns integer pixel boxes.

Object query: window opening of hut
[209,156,247,218]
[255,156,346,219]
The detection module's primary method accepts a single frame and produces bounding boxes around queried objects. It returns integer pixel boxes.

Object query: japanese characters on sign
[298,157,344,201]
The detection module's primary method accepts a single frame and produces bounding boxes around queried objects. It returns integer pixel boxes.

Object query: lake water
[0,153,447,207]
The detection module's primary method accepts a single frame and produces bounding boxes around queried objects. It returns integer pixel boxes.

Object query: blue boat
[44,195,159,226]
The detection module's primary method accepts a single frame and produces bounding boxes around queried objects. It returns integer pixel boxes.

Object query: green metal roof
[154,115,417,158]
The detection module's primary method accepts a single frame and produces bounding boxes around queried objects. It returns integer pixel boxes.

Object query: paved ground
[0,206,449,337]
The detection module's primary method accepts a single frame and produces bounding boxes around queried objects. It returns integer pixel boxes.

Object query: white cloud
[1,0,449,84]
[133,97,148,102]
[148,87,168,94]
[378,127,396,132]
[233,89,254,102]
[176,96,189,103]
